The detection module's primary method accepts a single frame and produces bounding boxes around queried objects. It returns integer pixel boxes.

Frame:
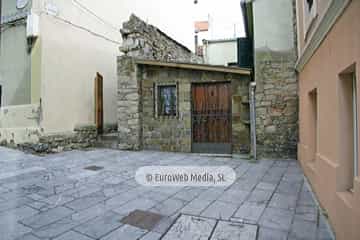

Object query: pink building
[296,0,360,239]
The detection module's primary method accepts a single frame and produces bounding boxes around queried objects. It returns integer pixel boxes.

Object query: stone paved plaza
[0,147,334,240]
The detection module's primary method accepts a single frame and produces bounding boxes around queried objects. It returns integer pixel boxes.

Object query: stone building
[117,15,252,154]
[241,0,298,159]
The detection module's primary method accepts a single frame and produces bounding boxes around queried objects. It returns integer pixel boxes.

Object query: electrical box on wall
[26,13,40,38]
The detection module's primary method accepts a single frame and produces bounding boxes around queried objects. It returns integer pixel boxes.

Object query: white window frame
[303,0,317,39]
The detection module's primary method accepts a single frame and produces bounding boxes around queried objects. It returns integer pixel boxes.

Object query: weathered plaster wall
[203,40,238,66]
[0,0,31,106]
[0,104,41,144]
[30,0,121,133]
[120,14,201,63]
[253,0,298,158]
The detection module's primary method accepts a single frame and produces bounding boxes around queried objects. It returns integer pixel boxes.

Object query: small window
[158,85,177,116]
[303,0,317,38]
[306,0,314,12]
[339,64,358,192]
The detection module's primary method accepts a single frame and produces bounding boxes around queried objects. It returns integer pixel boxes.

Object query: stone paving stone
[233,202,266,223]
[0,167,46,181]
[0,196,31,212]
[276,181,302,196]
[180,199,213,215]
[0,148,336,239]
[100,224,147,240]
[172,187,204,201]
[0,221,32,240]
[298,190,316,206]
[32,217,81,239]
[282,173,304,184]
[152,216,177,234]
[259,207,294,232]
[269,193,297,210]
[162,215,216,240]
[15,233,42,240]
[317,227,335,240]
[21,206,74,229]
[211,221,258,240]
[289,218,317,240]
[151,198,187,216]
[246,189,273,204]
[140,231,162,240]
[0,205,38,222]
[217,189,249,205]
[74,211,124,239]
[230,179,258,192]
[54,231,93,240]
[257,227,288,240]
[142,191,171,202]
[255,182,277,192]
[113,198,158,215]
[196,188,225,201]
[65,191,107,211]
[200,200,238,220]
[295,205,318,222]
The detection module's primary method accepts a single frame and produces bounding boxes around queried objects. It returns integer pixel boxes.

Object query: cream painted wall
[31,0,121,133]
[203,40,237,66]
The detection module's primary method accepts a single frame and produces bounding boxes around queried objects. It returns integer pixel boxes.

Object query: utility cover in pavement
[120,210,164,231]
[161,215,217,240]
[211,221,258,240]
[161,214,258,240]
[84,165,104,171]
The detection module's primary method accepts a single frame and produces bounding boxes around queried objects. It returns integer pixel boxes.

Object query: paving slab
[210,221,258,240]
[0,148,335,240]
[20,206,74,229]
[161,215,216,240]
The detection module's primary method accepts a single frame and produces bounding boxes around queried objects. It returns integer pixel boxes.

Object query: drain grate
[84,165,104,171]
[120,210,164,231]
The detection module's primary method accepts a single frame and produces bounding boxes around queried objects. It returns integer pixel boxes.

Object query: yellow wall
[31,0,121,133]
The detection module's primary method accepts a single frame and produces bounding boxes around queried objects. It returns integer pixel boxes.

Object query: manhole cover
[84,165,104,171]
[161,214,258,240]
[120,210,164,231]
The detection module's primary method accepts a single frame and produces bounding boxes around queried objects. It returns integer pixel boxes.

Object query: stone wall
[255,49,298,159]
[15,124,98,154]
[120,14,202,63]
[140,65,250,153]
[252,0,298,159]
[117,56,142,150]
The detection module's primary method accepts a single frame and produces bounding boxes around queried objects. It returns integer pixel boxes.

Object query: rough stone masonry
[119,14,202,63]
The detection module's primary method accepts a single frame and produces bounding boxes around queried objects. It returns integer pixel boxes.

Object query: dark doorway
[94,72,103,134]
[191,82,232,154]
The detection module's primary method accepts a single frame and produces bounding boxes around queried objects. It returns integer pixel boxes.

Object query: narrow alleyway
[0,147,333,240]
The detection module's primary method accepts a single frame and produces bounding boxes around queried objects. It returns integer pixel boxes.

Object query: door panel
[192,83,231,154]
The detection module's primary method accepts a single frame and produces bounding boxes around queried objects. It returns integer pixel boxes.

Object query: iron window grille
[158,85,177,117]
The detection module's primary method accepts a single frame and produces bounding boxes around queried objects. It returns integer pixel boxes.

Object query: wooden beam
[135,59,252,75]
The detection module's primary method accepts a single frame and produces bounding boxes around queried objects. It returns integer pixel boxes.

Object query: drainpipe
[249,81,257,160]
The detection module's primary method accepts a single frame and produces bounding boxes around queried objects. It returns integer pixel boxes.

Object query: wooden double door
[191,82,232,154]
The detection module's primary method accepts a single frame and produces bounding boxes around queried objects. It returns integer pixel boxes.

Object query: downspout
[249,81,256,160]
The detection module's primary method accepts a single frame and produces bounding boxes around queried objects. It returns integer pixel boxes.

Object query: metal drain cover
[120,210,164,231]
[84,165,104,171]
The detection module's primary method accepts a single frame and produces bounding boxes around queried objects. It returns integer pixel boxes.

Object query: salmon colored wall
[298,1,360,239]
